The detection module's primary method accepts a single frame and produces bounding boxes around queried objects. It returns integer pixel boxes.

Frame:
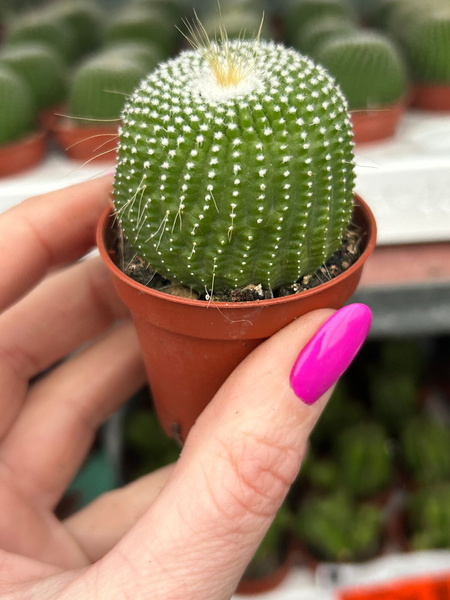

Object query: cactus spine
[114,38,355,295]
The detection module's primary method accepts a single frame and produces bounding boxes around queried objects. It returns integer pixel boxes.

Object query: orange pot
[52,119,119,164]
[0,130,46,178]
[97,196,377,442]
[351,103,405,144]
[411,83,450,111]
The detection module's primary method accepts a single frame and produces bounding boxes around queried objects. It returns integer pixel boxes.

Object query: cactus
[0,64,36,146]
[407,483,450,551]
[202,7,272,41]
[46,0,104,58]
[285,0,356,44]
[294,492,383,562]
[104,6,178,56]
[400,416,450,485]
[292,15,357,57]
[314,31,408,111]
[401,8,450,84]
[5,10,75,64]
[103,41,164,73]
[336,422,393,499]
[68,54,148,125]
[113,37,355,295]
[0,42,67,111]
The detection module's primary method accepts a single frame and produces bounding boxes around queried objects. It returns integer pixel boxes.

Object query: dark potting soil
[113,224,363,302]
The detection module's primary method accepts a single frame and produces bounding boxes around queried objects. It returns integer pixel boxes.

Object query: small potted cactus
[0,64,46,177]
[400,415,450,486]
[406,483,450,551]
[335,422,394,500]
[293,491,384,564]
[0,42,67,131]
[292,15,357,57]
[97,28,377,442]
[53,53,148,163]
[314,30,409,143]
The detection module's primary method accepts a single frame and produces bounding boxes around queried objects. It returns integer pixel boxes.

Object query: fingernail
[290,303,372,405]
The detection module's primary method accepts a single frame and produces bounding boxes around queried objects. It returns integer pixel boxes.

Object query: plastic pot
[351,102,405,144]
[97,195,377,443]
[52,119,118,163]
[411,84,450,111]
[0,130,46,178]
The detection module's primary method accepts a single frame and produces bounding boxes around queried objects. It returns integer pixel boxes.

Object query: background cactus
[294,492,383,562]
[285,0,356,44]
[407,484,450,551]
[0,64,36,146]
[68,54,148,125]
[0,42,67,111]
[314,31,408,111]
[113,38,355,296]
[292,15,357,57]
[336,422,394,498]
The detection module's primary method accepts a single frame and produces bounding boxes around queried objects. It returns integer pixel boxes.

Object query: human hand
[0,177,371,599]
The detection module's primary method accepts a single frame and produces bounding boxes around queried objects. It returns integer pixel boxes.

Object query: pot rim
[97,194,377,310]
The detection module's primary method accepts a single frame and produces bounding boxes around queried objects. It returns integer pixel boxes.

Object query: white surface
[355,111,450,245]
[1,112,450,246]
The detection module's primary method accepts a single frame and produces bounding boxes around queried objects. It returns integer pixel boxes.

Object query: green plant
[314,31,408,111]
[0,42,67,110]
[285,0,356,44]
[407,483,450,551]
[292,15,356,57]
[400,415,450,485]
[202,7,272,40]
[113,37,355,296]
[401,8,450,84]
[294,492,383,562]
[68,54,148,125]
[369,372,419,435]
[300,452,339,492]
[103,41,164,72]
[336,422,393,499]
[104,5,178,55]
[0,64,36,146]
[5,9,75,63]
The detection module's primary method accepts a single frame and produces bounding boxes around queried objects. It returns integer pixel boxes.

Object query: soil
[113,223,363,303]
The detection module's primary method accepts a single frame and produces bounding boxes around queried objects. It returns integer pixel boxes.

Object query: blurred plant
[284,0,356,45]
[0,64,36,146]
[407,483,450,551]
[292,15,356,57]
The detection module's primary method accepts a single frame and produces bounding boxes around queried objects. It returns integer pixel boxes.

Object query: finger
[0,257,129,440]
[0,176,113,314]
[69,304,371,600]
[0,321,146,509]
[65,464,175,562]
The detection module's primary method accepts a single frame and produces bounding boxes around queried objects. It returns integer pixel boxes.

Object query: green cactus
[314,31,408,111]
[46,0,104,58]
[68,54,148,125]
[0,42,67,111]
[113,38,355,295]
[202,7,272,41]
[336,422,394,499]
[400,416,450,485]
[104,6,178,55]
[294,492,383,562]
[0,64,36,146]
[285,0,356,44]
[5,10,75,64]
[402,8,450,84]
[102,41,164,73]
[407,484,450,551]
[292,16,357,57]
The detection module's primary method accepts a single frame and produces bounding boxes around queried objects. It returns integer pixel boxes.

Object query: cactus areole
[113,39,356,296]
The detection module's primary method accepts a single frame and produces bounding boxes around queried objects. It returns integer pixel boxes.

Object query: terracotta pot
[97,195,377,442]
[236,554,291,595]
[351,103,405,144]
[52,119,119,163]
[0,130,46,178]
[39,104,66,132]
[411,83,450,111]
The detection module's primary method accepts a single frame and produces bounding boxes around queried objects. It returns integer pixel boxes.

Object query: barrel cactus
[113,38,355,296]
[0,42,67,111]
[292,15,356,57]
[407,484,450,551]
[285,0,356,44]
[68,54,148,125]
[0,64,36,146]
[315,31,408,111]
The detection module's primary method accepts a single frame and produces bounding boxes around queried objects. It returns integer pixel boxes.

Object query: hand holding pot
[0,178,371,599]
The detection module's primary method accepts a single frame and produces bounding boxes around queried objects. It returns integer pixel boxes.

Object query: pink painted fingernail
[290,303,372,405]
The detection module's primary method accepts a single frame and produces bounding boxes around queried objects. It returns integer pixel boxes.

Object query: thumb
[74,303,372,600]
